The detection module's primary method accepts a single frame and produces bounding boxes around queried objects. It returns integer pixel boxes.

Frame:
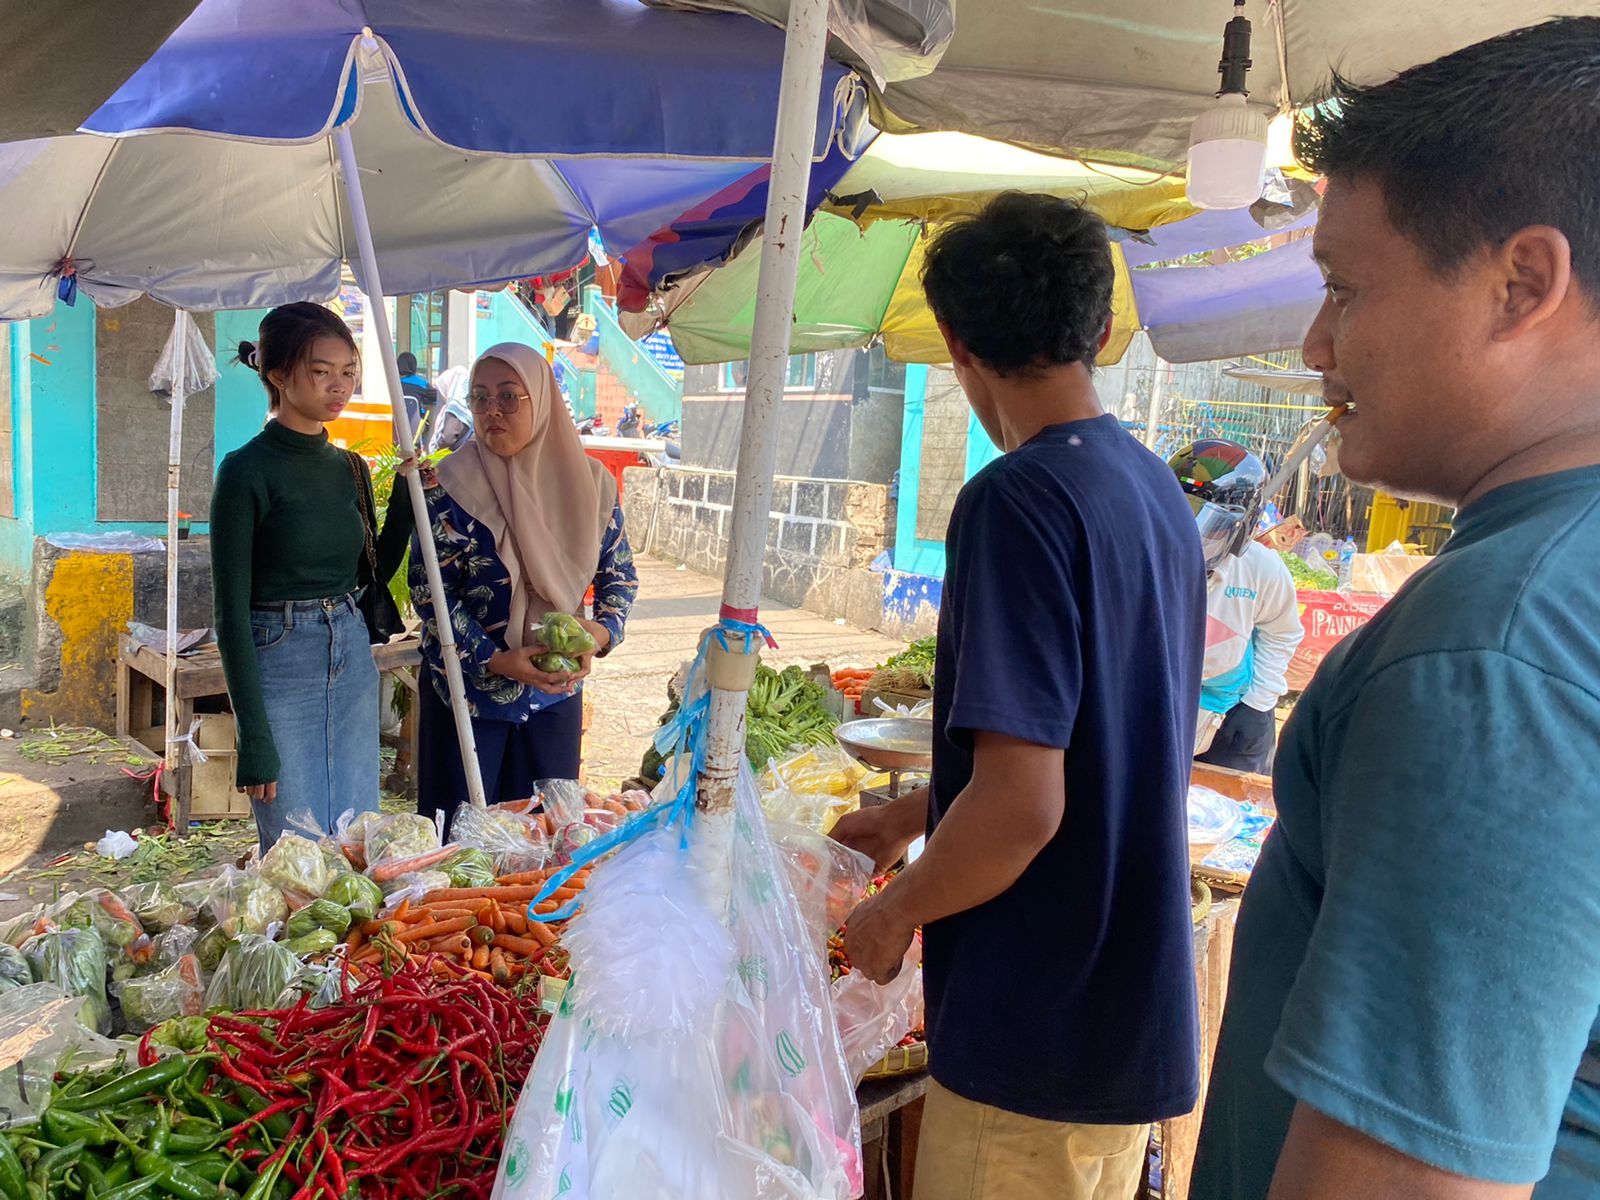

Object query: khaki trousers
[915,1079,1150,1200]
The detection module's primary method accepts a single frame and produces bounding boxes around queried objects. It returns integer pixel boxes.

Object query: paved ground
[582,555,902,788]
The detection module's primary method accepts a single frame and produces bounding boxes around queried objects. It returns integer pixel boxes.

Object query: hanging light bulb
[1187,1,1269,210]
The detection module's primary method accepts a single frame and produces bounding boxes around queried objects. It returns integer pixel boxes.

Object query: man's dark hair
[396,351,419,376]
[921,192,1114,375]
[1297,17,1600,295]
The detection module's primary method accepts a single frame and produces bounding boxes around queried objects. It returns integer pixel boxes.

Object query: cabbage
[364,815,440,872]
[258,834,335,901]
[326,874,384,925]
[284,900,351,941]
[206,869,288,939]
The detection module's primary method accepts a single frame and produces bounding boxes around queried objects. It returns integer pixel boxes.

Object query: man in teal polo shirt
[1192,18,1600,1200]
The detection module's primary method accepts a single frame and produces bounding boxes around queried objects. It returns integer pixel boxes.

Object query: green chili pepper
[162,1132,221,1157]
[40,1109,114,1149]
[29,1140,83,1188]
[228,1089,289,1141]
[166,1155,231,1185]
[0,1135,28,1200]
[238,1151,286,1200]
[75,1154,109,1198]
[58,1062,193,1113]
[132,1150,237,1200]
[94,1177,162,1200]
[101,1154,133,1189]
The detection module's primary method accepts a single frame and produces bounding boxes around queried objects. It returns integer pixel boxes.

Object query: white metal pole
[334,127,488,809]
[1143,358,1166,450]
[164,313,189,784]
[697,0,832,813]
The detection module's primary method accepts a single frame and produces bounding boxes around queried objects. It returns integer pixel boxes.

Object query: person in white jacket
[1168,439,1305,773]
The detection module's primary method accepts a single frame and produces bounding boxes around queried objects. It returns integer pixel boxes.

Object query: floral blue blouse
[410,483,638,722]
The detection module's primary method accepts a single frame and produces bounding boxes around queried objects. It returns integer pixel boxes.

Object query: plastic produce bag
[115,954,205,1033]
[1187,785,1245,846]
[769,822,874,956]
[152,925,200,969]
[830,940,923,1084]
[0,983,126,1127]
[327,873,384,925]
[450,804,548,876]
[22,927,111,1033]
[204,935,305,1012]
[364,814,440,875]
[379,870,452,910]
[259,832,336,905]
[494,764,860,1200]
[0,945,32,994]
[537,612,598,659]
[122,881,197,933]
[536,779,591,830]
[206,868,288,938]
[54,890,152,962]
[148,308,219,402]
[335,809,385,870]
[284,899,352,941]
[440,847,497,889]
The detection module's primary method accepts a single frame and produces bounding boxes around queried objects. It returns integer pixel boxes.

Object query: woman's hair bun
[237,341,261,372]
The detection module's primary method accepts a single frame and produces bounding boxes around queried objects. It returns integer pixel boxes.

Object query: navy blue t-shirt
[924,414,1207,1124]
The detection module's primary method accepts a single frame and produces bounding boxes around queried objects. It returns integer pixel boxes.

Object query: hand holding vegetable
[830,786,928,874]
[842,885,916,985]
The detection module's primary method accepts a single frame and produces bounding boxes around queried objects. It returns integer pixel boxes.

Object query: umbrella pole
[334,129,489,810]
[163,313,189,816]
[697,0,832,813]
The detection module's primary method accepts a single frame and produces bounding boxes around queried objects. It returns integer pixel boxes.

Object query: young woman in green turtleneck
[210,302,415,853]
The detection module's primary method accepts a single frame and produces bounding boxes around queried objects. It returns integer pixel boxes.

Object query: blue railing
[582,286,682,423]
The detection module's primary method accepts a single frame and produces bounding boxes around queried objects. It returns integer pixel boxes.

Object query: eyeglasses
[469,389,530,415]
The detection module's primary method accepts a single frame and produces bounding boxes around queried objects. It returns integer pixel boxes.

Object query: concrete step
[0,666,34,735]
[0,729,157,875]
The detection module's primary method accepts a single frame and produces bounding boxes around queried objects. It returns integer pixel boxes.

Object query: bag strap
[344,450,379,583]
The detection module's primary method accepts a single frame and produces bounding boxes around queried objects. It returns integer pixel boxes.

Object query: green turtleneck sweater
[211,421,414,786]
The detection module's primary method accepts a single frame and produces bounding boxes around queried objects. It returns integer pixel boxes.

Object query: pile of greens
[1280,550,1339,591]
[746,665,839,767]
[869,635,937,694]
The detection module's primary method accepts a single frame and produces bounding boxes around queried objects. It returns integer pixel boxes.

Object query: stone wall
[623,467,895,631]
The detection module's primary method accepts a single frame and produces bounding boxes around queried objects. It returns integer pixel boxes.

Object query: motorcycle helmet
[1167,439,1269,572]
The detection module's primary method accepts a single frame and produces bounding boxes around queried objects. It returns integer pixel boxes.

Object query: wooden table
[116,633,423,829]
[859,1071,929,1200]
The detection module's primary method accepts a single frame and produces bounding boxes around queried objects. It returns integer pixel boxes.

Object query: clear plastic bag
[152,925,200,969]
[494,764,860,1200]
[334,809,385,871]
[22,928,111,1033]
[378,870,452,911]
[768,822,873,957]
[258,832,337,905]
[0,983,127,1127]
[204,935,305,1013]
[114,954,205,1033]
[121,881,197,933]
[205,867,288,939]
[148,309,219,402]
[830,940,923,1084]
[536,779,591,830]
[364,814,441,875]
[1187,785,1245,846]
[450,803,549,876]
[0,945,31,995]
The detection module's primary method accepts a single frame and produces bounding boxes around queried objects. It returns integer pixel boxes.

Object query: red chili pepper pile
[141,959,546,1200]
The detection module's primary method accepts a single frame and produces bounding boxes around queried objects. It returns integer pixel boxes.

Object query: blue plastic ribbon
[527,617,751,924]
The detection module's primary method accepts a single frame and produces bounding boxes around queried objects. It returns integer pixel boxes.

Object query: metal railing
[582,286,682,423]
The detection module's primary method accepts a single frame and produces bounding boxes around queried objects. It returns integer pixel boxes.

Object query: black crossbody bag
[345,450,406,645]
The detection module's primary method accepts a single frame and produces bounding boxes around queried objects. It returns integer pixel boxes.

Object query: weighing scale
[834,717,933,802]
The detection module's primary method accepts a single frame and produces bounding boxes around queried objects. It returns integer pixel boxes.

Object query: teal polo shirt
[1193,467,1600,1197]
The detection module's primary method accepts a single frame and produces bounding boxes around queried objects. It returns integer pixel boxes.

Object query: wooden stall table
[116,632,423,829]
[858,1070,930,1200]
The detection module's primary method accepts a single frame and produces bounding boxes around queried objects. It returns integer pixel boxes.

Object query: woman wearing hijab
[411,343,638,830]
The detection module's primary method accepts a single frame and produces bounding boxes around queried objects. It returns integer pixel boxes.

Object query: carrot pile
[831,667,873,705]
[344,865,593,985]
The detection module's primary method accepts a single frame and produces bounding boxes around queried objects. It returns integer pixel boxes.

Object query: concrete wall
[623,466,911,633]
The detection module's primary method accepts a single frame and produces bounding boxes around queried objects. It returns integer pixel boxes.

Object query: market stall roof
[0,0,871,319]
[865,1,1563,167]
[0,0,201,142]
[630,129,1328,366]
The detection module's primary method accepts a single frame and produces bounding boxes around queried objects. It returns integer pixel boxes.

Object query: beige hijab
[435,342,616,648]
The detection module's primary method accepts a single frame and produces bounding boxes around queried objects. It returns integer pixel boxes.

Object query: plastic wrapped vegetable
[379,870,452,909]
[538,611,598,657]
[53,890,150,960]
[283,899,352,941]
[364,814,440,875]
[22,928,111,1033]
[149,1015,211,1053]
[448,804,547,875]
[152,925,200,968]
[281,929,339,958]
[121,881,196,933]
[259,833,336,903]
[204,935,304,1012]
[439,847,496,889]
[334,809,385,870]
[326,873,384,925]
[116,954,205,1033]
[194,926,232,974]
[206,868,289,939]
[0,945,33,994]
[534,653,580,674]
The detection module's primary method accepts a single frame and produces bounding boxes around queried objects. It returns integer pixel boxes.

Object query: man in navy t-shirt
[835,192,1207,1200]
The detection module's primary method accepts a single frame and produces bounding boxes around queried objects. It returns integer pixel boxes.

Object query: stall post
[163,312,190,813]
[334,126,488,810]
[696,0,833,813]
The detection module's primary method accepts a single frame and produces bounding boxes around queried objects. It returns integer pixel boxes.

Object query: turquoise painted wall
[0,301,273,576]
